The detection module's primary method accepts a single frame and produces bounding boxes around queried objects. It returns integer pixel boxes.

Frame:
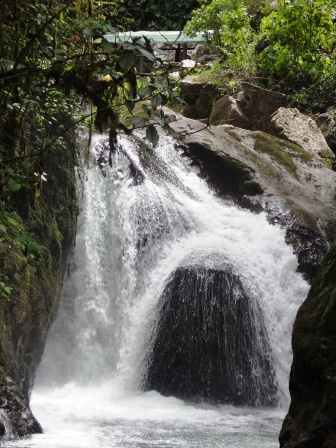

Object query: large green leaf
[146,125,159,146]
[132,116,147,128]
[119,53,136,72]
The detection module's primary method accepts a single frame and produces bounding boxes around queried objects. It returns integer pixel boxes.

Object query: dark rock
[180,76,205,106]
[315,113,336,155]
[195,83,218,119]
[0,377,42,438]
[279,242,336,447]
[239,82,287,131]
[184,141,263,197]
[145,266,277,406]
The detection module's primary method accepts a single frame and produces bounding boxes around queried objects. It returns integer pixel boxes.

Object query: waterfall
[22,133,309,448]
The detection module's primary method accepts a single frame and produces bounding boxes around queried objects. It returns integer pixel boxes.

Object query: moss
[252,133,299,177]
[0,134,78,400]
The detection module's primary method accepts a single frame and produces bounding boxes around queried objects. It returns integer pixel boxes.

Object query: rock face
[145,266,277,406]
[279,242,336,448]
[268,107,334,159]
[179,76,219,119]
[315,113,336,155]
[210,95,252,129]
[210,83,287,131]
[170,112,336,281]
[0,377,42,438]
[0,136,78,437]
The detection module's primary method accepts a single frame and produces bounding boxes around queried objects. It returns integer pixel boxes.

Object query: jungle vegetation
[184,0,336,111]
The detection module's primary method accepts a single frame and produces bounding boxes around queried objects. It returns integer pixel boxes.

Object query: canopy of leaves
[184,0,336,111]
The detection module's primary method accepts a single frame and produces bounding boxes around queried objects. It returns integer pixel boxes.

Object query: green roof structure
[103,31,205,45]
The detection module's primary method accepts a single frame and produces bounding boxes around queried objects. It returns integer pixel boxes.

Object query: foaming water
[5,386,285,448]
[0,134,309,447]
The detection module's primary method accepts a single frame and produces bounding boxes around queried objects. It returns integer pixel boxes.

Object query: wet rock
[145,266,277,406]
[279,242,336,447]
[0,377,42,438]
[0,130,78,436]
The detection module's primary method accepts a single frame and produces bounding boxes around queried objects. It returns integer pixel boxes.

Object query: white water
[0,134,309,447]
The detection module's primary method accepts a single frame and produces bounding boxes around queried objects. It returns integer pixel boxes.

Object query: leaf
[146,125,159,146]
[137,46,156,62]
[132,116,147,128]
[138,86,153,99]
[151,93,162,110]
[0,224,6,234]
[8,178,22,192]
[163,123,179,138]
[125,100,135,112]
[5,216,22,230]
[151,113,165,126]
[119,53,136,72]
[101,38,115,54]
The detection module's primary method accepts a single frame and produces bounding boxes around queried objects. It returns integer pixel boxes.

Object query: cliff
[280,242,336,448]
[0,135,78,437]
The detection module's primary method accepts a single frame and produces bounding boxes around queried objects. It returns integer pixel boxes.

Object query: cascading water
[1,134,309,448]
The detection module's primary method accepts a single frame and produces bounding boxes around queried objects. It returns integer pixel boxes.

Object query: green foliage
[184,0,336,111]
[0,276,12,301]
[0,211,46,261]
[120,0,198,31]
[0,210,46,301]
[184,0,264,70]
[258,0,335,78]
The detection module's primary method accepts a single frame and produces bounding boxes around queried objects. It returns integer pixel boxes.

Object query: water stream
[1,134,309,447]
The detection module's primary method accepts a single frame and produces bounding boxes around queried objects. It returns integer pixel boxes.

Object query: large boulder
[268,108,334,159]
[210,83,287,130]
[279,242,336,448]
[180,76,219,119]
[180,76,205,106]
[145,266,277,406]
[210,95,252,129]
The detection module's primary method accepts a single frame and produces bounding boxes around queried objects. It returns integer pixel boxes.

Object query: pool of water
[0,384,283,448]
